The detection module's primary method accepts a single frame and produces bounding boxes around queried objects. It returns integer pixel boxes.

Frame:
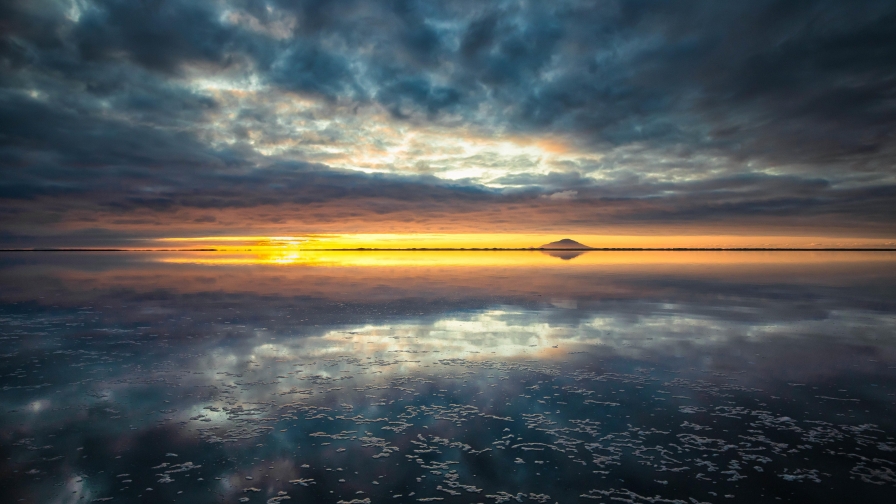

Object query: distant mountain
[540,238,592,249]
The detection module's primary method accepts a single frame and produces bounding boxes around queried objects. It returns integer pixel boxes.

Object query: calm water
[2,251,896,504]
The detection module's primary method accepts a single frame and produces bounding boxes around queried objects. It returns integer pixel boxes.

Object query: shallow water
[2,251,896,503]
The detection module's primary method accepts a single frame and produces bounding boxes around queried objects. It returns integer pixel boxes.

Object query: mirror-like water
[2,251,895,503]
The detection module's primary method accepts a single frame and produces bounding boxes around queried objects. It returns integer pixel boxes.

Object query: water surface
[2,251,895,503]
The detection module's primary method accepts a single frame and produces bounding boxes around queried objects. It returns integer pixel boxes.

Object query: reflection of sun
[158,248,896,269]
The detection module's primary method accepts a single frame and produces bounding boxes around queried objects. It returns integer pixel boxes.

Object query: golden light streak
[158,250,896,268]
[156,233,896,251]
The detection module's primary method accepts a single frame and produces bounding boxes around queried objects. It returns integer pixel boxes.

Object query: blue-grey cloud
[1,0,895,243]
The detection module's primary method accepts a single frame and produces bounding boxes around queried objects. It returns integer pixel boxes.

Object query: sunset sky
[2,1,895,248]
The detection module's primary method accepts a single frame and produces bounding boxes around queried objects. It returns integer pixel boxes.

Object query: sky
[1,0,895,248]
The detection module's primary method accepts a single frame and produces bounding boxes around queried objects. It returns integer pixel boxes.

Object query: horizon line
[3,247,896,252]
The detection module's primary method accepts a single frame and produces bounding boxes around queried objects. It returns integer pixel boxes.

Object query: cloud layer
[2,0,895,244]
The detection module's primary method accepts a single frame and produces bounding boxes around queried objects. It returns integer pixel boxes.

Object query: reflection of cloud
[2,251,896,403]
[225,305,896,382]
[5,267,896,503]
[550,299,577,309]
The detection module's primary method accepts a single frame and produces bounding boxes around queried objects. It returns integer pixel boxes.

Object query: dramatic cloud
[1,0,895,245]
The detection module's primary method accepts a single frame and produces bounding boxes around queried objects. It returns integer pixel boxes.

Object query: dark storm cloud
[74,1,238,74]
[1,0,895,243]
[269,44,361,100]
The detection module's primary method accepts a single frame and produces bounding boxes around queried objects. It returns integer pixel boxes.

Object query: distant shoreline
[2,248,895,252]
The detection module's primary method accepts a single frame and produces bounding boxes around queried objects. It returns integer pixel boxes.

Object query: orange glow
[4,251,893,309]
[156,233,896,251]
[158,249,896,268]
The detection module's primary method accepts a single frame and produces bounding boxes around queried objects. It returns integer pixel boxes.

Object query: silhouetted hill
[540,238,591,249]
